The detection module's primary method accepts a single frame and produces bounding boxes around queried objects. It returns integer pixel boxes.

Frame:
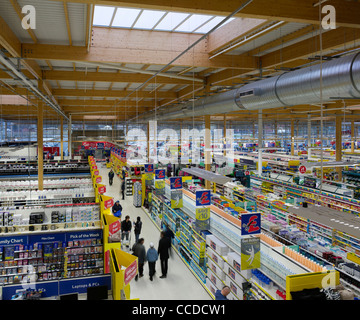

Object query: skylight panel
[93,6,115,26]
[194,16,234,33]
[111,7,142,28]
[133,10,166,29]
[153,12,190,31]
[175,14,213,33]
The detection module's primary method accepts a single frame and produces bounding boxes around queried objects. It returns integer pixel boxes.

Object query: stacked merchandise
[133,181,142,207]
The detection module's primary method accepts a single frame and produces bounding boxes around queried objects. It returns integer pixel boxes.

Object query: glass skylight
[93,5,236,34]
[111,7,141,28]
[153,12,190,31]
[194,16,234,33]
[133,10,166,29]
[175,14,213,33]
[93,6,115,26]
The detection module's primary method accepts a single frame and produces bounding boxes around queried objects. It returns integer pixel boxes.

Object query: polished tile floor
[99,165,211,300]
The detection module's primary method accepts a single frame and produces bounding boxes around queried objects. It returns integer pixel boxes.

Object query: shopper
[121,215,132,247]
[133,216,142,244]
[108,169,115,186]
[157,231,171,278]
[132,238,146,281]
[215,286,230,300]
[146,242,158,281]
[112,200,122,218]
[121,179,125,200]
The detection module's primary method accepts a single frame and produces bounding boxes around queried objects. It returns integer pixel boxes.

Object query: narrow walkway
[98,165,211,300]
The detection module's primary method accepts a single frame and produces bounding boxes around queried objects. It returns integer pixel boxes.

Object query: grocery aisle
[98,165,212,300]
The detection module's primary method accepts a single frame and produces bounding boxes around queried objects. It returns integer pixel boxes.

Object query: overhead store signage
[144,164,154,173]
[195,207,210,231]
[155,169,165,180]
[154,180,165,196]
[240,237,261,270]
[170,177,183,208]
[195,190,211,207]
[241,213,261,236]
[299,165,307,174]
[170,177,182,190]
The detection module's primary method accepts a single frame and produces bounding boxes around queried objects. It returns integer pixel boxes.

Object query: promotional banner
[241,237,261,270]
[169,177,182,189]
[97,184,106,194]
[144,173,154,188]
[155,169,165,180]
[241,213,261,236]
[195,207,210,231]
[154,180,165,196]
[144,164,154,173]
[195,190,211,207]
[170,189,183,209]
[170,177,183,208]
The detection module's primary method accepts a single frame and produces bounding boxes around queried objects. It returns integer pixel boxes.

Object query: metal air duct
[138,51,360,121]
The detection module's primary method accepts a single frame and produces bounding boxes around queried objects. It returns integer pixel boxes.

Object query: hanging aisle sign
[154,169,165,196]
[241,213,261,236]
[195,190,211,231]
[241,237,261,270]
[144,164,154,173]
[170,177,183,208]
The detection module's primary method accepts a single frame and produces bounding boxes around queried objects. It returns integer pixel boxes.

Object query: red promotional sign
[104,198,114,210]
[299,165,307,174]
[92,165,98,170]
[109,219,121,236]
[96,176,102,183]
[124,260,138,286]
[94,170,99,176]
[245,170,250,175]
[105,250,110,274]
[98,185,106,194]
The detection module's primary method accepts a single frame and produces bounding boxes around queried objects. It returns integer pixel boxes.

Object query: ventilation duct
[138,52,360,121]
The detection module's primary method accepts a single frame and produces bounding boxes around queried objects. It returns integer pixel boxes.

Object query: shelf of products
[0,229,103,286]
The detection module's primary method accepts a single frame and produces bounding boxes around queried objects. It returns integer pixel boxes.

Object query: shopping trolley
[121,231,131,251]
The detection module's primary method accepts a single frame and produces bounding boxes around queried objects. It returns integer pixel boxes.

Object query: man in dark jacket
[108,169,115,186]
[132,238,146,281]
[157,231,171,278]
[121,215,132,247]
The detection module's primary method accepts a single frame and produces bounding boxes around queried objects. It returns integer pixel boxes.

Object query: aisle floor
[98,165,212,300]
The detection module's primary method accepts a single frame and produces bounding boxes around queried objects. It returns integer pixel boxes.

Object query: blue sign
[155,169,165,180]
[170,177,182,190]
[195,190,211,207]
[29,233,66,244]
[97,143,104,150]
[241,213,261,236]
[2,275,112,300]
[59,275,111,295]
[144,164,154,173]
[66,230,102,241]
[0,235,28,246]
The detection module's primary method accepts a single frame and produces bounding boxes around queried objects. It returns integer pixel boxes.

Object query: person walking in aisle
[112,200,122,218]
[132,238,146,281]
[146,242,158,281]
[157,231,171,278]
[133,216,142,244]
[108,169,115,186]
[121,215,132,248]
[121,179,125,200]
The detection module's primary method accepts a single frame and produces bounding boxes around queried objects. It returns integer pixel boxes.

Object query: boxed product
[226,264,245,287]
[206,246,224,269]
[207,258,226,281]
[206,234,229,256]
[225,275,243,299]
[207,268,222,288]
[226,251,242,273]
[205,277,221,297]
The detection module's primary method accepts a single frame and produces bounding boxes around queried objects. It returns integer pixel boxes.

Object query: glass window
[133,10,166,30]
[111,7,142,28]
[93,6,115,27]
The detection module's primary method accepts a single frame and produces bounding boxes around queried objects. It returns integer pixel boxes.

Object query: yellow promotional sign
[196,207,210,221]
[241,237,261,270]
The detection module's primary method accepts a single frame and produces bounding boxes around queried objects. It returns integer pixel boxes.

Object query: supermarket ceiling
[0,0,360,122]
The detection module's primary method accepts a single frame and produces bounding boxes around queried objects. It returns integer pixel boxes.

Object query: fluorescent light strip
[209,21,286,59]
